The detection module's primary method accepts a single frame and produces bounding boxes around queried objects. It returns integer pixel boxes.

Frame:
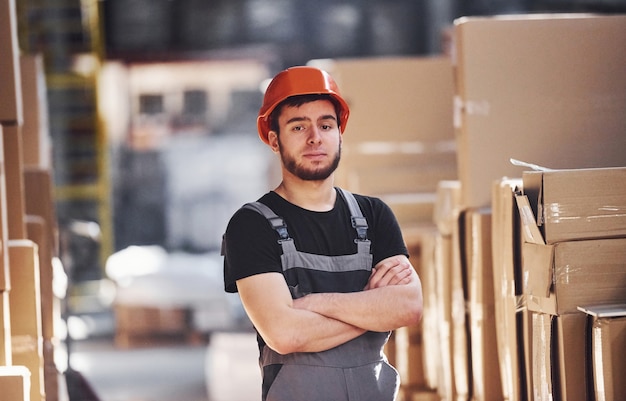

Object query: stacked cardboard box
[442,13,626,401]
[515,167,626,401]
[1,1,63,400]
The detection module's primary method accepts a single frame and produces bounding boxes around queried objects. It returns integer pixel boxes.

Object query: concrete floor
[68,331,261,401]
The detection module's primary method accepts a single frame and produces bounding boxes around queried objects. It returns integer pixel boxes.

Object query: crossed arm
[236,254,423,355]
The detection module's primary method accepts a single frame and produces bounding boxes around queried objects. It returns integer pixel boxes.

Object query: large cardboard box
[491,178,525,401]
[522,167,626,244]
[516,195,626,315]
[0,0,23,123]
[578,304,626,401]
[0,365,31,401]
[453,14,626,208]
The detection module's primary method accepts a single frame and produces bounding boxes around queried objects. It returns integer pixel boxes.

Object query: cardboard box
[24,168,59,255]
[530,312,588,401]
[578,304,626,401]
[26,216,55,340]
[8,240,45,401]
[0,365,31,401]
[516,195,626,315]
[466,208,503,401]
[20,54,51,169]
[554,313,588,401]
[433,234,454,400]
[453,14,626,208]
[522,167,626,244]
[3,123,26,239]
[491,178,525,401]
[418,230,440,390]
[531,312,553,401]
[0,0,23,123]
[450,211,469,401]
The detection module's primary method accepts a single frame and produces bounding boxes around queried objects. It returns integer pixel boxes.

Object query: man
[223,66,423,401]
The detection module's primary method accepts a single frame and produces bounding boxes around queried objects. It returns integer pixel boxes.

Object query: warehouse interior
[1,0,626,400]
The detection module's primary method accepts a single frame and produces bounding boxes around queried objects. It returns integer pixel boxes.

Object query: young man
[223,66,423,401]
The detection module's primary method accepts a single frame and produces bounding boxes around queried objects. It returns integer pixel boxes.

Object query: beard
[279,143,342,181]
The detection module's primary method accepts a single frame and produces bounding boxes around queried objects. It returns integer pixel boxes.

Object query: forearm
[296,272,423,332]
[276,308,366,353]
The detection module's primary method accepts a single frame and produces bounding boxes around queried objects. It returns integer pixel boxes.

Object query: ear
[267,131,280,153]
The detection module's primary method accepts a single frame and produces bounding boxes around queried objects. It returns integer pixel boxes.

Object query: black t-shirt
[223,189,408,293]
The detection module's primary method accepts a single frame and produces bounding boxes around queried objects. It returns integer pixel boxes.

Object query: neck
[274,177,336,212]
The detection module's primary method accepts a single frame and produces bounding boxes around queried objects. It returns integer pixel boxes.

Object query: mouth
[304,152,327,160]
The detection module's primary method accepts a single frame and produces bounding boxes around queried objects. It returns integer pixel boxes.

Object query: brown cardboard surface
[26,216,54,340]
[0,291,11,366]
[523,167,626,244]
[0,127,8,291]
[8,239,44,401]
[451,212,469,400]
[491,178,524,401]
[24,168,59,256]
[0,0,23,123]
[8,240,43,338]
[555,313,588,401]
[433,180,462,236]
[454,14,626,208]
[0,365,30,401]
[20,54,51,169]
[320,56,458,227]
[466,208,503,401]
[531,312,553,401]
[3,123,26,239]
[395,325,425,389]
[324,56,455,143]
[419,230,440,390]
[524,237,626,315]
[434,234,454,400]
[579,305,626,401]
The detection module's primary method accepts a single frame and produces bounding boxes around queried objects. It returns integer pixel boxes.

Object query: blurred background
[5,0,626,401]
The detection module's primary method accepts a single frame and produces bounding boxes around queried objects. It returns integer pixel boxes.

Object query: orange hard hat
[257,66,350,145]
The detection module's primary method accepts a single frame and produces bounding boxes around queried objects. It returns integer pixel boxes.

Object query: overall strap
[336,188,369,242]
[243,188,369,247]
[242,202,290,242]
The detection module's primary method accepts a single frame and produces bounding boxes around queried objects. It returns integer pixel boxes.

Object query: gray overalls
[243,188,400,401]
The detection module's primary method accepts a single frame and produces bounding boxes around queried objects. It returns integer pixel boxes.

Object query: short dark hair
[268,94,342,135]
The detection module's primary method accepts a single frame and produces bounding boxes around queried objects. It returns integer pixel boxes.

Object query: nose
[308,126,322,144]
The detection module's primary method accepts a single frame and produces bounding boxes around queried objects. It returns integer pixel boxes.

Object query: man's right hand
[364,255,414,290]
